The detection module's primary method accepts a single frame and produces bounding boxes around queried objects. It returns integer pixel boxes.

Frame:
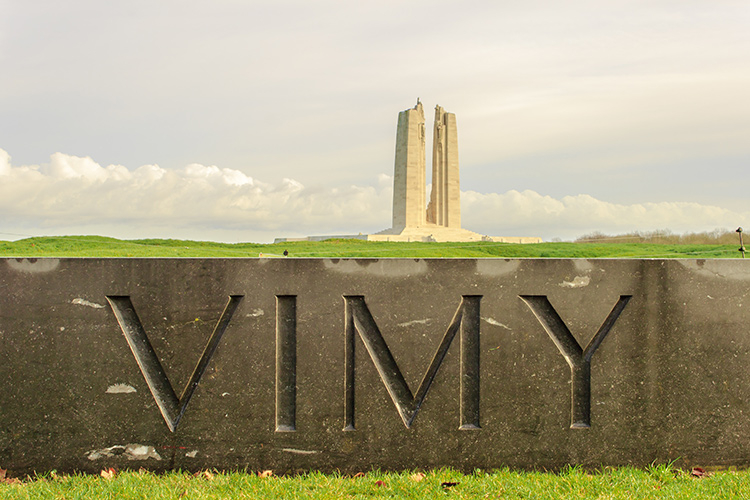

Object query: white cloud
[0,148,746,243]
[462,190,748,240]
[0,149,11,175]
[0,149,392,241]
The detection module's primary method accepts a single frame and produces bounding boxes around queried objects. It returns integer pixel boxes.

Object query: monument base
[274,226,541,244]
[368,225,541,243]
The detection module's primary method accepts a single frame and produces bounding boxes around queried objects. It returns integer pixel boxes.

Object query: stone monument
[275,100,540,243]
[389,101,460,232]
[390,100,427,230]
[427,105,460,228]
[369,100,539,243]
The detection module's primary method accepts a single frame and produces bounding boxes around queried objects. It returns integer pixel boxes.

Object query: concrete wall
[2,257,750,474]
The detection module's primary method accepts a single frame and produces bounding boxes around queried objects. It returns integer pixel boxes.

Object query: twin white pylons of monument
[274,100,541,243]
[397,100,460,230]
[371,99,484,242]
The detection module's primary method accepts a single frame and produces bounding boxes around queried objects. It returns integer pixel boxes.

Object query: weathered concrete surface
[2,258,750,474]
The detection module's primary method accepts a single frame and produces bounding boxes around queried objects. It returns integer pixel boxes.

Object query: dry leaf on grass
[352,472,365,478]
[194,470,215,481]
[691,467,708,478]
[0,468,20,485]
[258,470,274,478]
[100,468,117,480]
[410,472,426,482]
[374,480,386,487]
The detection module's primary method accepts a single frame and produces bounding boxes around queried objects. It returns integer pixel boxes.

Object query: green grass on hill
[0,235,743,258]
[1,466,748,499]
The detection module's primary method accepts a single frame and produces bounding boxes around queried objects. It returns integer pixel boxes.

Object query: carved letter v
[106,295,243,432]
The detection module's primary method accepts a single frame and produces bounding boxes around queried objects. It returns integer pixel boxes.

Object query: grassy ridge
[2,466,748,499]
[0,235,742,258]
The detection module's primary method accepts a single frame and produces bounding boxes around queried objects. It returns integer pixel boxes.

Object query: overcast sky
[1,0,749,242]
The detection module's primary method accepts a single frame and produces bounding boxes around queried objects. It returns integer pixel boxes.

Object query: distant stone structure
[427,105,460,228]
[389,101,459,232]
[275,100,541,244]
[369,100,539,243]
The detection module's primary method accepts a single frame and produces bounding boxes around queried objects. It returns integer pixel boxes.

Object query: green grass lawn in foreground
[1,466,748,499]
[0,235,743,258]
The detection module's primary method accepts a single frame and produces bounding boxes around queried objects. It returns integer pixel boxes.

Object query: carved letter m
[344,295,481,430]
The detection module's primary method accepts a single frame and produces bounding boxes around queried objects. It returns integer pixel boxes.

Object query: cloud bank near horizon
[0,149,745,243]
